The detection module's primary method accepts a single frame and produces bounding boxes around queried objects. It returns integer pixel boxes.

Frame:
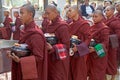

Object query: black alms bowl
[46,36,58,45]
[70,38,81,48]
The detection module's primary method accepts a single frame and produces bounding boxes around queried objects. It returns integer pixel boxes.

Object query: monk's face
[14,12,19,17]
[45,8,58,21]
[67,7,77,19]
[92,13,102,24]
[4,11,9,16]
[116,4,120,12]
[105,7,114,18]
[20,7,32,24]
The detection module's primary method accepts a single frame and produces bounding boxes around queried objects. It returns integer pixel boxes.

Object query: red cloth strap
[54,44,67,60]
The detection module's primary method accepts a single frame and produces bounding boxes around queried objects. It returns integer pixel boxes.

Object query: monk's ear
[29,12,34,18]
[53,9,58,15]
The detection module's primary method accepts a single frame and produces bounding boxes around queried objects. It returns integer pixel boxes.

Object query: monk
[115,2,120,68]
[105,5,120,80]
[8,4,47,80]
[3,10,12,39]
[67,5,90,80]
[87,10,110,80]
[42,5,70,80]
[13,11,22,40]
[115,2,120,19]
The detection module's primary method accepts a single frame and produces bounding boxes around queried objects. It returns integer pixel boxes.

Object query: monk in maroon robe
[67,5,90,80]
[115,2,120,68]
[3,10,12,39]
[13,11,22,40]
[104,5,120,80]
[42,5,70,80]
[87,10,110,80]
[8,4,47,80]
[115,2,120,19]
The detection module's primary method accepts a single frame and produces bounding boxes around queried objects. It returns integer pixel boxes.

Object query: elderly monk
[13,11,22,40]
[87,10,110,80]
[67,5,90,80]
[8,4,47,80]
[104,5,120,80]
[42,5,70,80]
[3,10,12,39]
[115,2,120,19]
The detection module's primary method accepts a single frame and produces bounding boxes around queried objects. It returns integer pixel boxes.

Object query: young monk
[115,2,120,19]
[67,5,90,80]
[42,5,70,80]
[13,11,22,40]
[115,2,120,68]
[8,4,47,80]
[3,10,12,39]
[87,10,110,80]
[105,5,120,80]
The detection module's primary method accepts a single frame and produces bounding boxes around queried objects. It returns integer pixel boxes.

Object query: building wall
[0,0,4,23]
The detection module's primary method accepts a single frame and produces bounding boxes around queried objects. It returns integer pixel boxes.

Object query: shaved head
[45,5,58,14]
[92,10,104,23]
[70,5,79,13]
[44,5,59,21]
[105,5,115,11]
[21,4,35,18]
[116,2,120,12]
[105,5,115,18]
[93,10,104,17]
[67,5,80,20]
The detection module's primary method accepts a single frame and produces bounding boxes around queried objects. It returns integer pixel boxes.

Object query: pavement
[0,69,120,80]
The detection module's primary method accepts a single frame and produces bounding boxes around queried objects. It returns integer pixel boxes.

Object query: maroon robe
[13,16,22,40]
[12,21,47,80]
[115,12,120,19]
[105,16,120,74]
[0,27,8,39]
[68,17,90,80]
[42,16,70,80]
[3,16,12,39]
[115,13,120,66]
[87,22,109,80]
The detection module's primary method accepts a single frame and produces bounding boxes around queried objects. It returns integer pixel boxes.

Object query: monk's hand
[7,50,12,58]
[47,43,52,51]
[89,47,95,53]
[7,52,20,63]
[14,43,20,46]
[72,43,78,53]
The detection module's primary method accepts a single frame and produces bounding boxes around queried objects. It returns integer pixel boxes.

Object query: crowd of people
[0,0,120,80]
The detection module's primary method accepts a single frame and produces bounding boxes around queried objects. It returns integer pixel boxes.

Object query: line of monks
[4,2,120,80]
[2,10,22,40]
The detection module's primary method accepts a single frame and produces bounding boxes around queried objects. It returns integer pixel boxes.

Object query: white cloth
[86,6,93,15]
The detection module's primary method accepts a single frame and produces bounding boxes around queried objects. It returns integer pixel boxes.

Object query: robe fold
[12,21,47,80]
[105,16,120,74]
[0,27,8,39]
[87,22,109,80]
[13,16,22,40]
[3,16,12,39]
[68,17,90,80]
[42,16,70,80]
[115,13,120,19]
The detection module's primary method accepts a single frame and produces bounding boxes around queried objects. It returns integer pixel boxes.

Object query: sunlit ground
[0,68,120,80]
